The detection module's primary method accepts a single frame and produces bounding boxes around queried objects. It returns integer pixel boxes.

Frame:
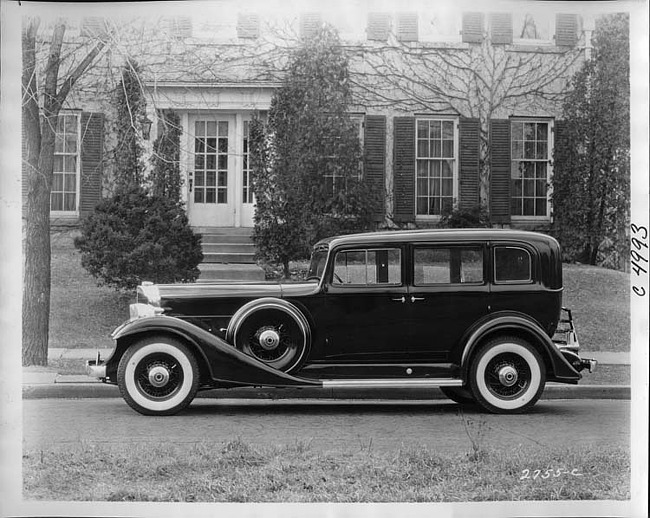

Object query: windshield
[306,248,328,281]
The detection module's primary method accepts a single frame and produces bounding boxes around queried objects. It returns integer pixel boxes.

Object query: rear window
[494,247,532,283]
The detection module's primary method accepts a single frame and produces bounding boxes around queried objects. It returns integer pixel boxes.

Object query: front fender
[111,316,320,388]
[459,312,581,383]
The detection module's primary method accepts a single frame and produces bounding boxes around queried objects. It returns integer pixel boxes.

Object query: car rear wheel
[230,305,309,373]
[440,386,476,405]
[469,336,546,414]
[117,336,199,416]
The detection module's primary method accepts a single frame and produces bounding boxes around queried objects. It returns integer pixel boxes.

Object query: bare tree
[349,35,582,209]
[22,18,106,365]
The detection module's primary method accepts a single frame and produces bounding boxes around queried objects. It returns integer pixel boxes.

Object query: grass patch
[49,231,630,353]
[23,439,630,502]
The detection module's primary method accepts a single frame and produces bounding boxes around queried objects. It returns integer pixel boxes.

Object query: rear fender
[459,313,581,383]
[111,316,319,387]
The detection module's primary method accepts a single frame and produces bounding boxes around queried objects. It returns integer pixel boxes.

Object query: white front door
[187,115,255,228]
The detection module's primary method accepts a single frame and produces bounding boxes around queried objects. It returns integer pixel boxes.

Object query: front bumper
[553,307,597,373]
[86,351,107,379]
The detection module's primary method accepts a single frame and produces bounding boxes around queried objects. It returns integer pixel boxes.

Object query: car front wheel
[469,336,546,414]
[117,336,199,416]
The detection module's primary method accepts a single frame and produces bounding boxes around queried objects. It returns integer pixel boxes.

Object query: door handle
[410,296,425,303]
[392,296,406,303]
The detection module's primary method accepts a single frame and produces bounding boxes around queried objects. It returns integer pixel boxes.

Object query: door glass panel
[414,247,484,285]
[333,249,401,285]
[194,120,229,204]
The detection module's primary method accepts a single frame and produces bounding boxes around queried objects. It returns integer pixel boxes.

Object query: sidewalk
[22,348,631,401]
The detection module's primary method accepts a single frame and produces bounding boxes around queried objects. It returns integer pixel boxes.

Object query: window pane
[64,193,76,211]
[442,178,453,196]
[218,155,228,170]
[334,250,366,284]
[432,140,442,158]
[414,248,450,284]
[523,179,535,196]
[218,171,228,187]
[195,171,205,185]
[195,155,205,169]
[417,121,429,139]
[417,178,429,196]
[206,138,217,153]
[442,121,454,140]
[54,156,64,172]
[64,156,77,172]
[535,198,547,216]
[523,198,535,215]
[495,247,531,282]
[417,160,428,177]
[460,248,483,283]
[218,138,228,153]
[206,171,216,187]
[206,121,217,136]
[206,154,216,170]
[206,188,216,203]
[218,121,228,136]
[64,173,76,191]
[65,134,77,153]
[51,193,63,211]
[431,121,441,139]
[217,189,227,204]
[52,174,64,191]
[194,189,204,203]
[195,138,205,153]
[536,141,547,159]
[195,121,205,136]
[442,139,454,158]
[417,140,429,158]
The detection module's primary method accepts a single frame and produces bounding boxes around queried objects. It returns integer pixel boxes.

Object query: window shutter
[237,14,260,39]
[462,12,484,43]
[397,13,418,42]
[555,14,578,47]
[489,119,511,224]
[459,118,480,211]
[79,112,104,216]
[393,117,416,223]
[300,13,322,39]
[364,115,386,221]
[367,13,391,41]
[489,13,512,45]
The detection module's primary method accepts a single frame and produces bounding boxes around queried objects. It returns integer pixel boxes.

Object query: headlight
[129,303,164,319]
[137,282,161,306]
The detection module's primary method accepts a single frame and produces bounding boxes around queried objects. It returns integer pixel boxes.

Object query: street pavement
[21,348,631,401]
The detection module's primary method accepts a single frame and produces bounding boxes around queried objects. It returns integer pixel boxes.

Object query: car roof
[315,228,558,249]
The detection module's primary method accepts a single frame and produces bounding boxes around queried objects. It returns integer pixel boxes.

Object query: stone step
[201,234,254,244]
[198,263,265,281]
[203,252,256,264]
[194,226,253,236]
[202,243,255,255]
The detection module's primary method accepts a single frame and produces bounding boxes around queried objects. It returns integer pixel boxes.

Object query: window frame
[50,111,81,216]
[414,116,459,221]
[493,245,534,285]
[510,117,554,222]
[323,115,365,195]
[330,247,403,287]
[512,11,556,46]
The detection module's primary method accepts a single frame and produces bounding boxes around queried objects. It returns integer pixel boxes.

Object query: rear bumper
[553,307,597,374]
[86,351,107,379]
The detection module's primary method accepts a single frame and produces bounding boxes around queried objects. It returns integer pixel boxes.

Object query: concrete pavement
[21,348,631,401]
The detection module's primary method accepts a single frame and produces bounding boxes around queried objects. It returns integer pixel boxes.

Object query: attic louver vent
[397,12,418,42]
[300,13,322,39]
[367,13,391,41]
[237,14,260,39]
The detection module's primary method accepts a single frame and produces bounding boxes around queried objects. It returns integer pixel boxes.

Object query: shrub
[437,207,491,229]
[74,188,203,290]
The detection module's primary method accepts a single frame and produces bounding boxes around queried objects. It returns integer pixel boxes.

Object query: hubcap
[258,328,281,351]
[497,365,518,387]
[148,365,170,387]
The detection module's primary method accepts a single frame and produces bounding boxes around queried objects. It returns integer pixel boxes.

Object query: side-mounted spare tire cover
[226,298,311,373]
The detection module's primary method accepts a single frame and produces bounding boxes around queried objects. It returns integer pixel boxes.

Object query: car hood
[155,281,319,301]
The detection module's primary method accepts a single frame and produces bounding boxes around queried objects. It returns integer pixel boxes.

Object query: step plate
[322,378,463,389]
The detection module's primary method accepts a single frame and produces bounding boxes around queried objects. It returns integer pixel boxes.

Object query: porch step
[202,252,256,264]
[198,263,265,281]
[202,243,255,255]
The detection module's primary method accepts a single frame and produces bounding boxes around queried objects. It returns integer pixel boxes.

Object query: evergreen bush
[74,188,203,290]
[437,206,491,229]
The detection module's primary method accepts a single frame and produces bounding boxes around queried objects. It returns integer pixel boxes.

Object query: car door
[407,243,489,361]
[322,246,410,362]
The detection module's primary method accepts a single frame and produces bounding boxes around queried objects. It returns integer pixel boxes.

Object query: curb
[22,383,631,401]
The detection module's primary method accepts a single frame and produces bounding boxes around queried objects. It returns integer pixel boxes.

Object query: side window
[333,249,401,286]
[494,247,532,283]
[414,247,483,285]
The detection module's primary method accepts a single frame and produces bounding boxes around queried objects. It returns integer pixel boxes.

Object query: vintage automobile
[87,229,596,416]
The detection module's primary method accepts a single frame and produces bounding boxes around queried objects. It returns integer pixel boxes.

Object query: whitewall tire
[469,337,546,414]
[117,336,200,416]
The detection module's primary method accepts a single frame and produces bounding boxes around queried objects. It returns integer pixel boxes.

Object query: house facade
[28,2,597,233]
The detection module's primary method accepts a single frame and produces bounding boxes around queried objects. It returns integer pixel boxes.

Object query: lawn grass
[49,231,630,352]
[23,439,630,502]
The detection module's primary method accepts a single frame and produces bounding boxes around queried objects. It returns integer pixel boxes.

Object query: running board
[321,378,463,389]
